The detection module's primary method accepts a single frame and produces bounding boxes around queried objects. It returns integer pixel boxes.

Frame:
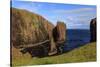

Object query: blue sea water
[63,29,90,52]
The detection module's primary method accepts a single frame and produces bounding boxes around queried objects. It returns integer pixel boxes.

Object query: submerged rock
[90,18,96,42]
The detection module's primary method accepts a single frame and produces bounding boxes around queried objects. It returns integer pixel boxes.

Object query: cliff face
[90,18,96,42]
[11,8,54,48]
[11,8,66,57]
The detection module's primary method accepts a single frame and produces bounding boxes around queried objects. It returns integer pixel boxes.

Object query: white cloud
[53,7,96,14]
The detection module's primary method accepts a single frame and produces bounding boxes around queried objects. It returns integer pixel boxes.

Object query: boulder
[90,18,96,42]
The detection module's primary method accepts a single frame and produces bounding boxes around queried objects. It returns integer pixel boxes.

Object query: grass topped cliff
[12,42,96,66]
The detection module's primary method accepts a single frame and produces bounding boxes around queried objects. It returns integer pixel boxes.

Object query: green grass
[12,42,96,66]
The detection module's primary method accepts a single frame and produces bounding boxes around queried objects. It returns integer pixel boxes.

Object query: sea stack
[90,18,96,42]
[53,21,66,44]
[52,21,66,54]
[48,21,66,55]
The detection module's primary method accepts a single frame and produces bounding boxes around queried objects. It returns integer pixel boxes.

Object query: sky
[11,1,96,29]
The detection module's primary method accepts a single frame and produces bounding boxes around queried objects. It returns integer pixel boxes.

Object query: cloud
[66,16,86,22]
[53,7,96,14]
[53,7,96,25]
[67,22,90,29]
[66,15,91,29]
[67,15,96,23]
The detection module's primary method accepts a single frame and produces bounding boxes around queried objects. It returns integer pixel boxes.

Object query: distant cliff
[90,18,96,42]
[11,8,66,56]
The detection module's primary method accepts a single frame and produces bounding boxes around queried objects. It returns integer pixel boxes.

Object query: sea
[63,29,90,52]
